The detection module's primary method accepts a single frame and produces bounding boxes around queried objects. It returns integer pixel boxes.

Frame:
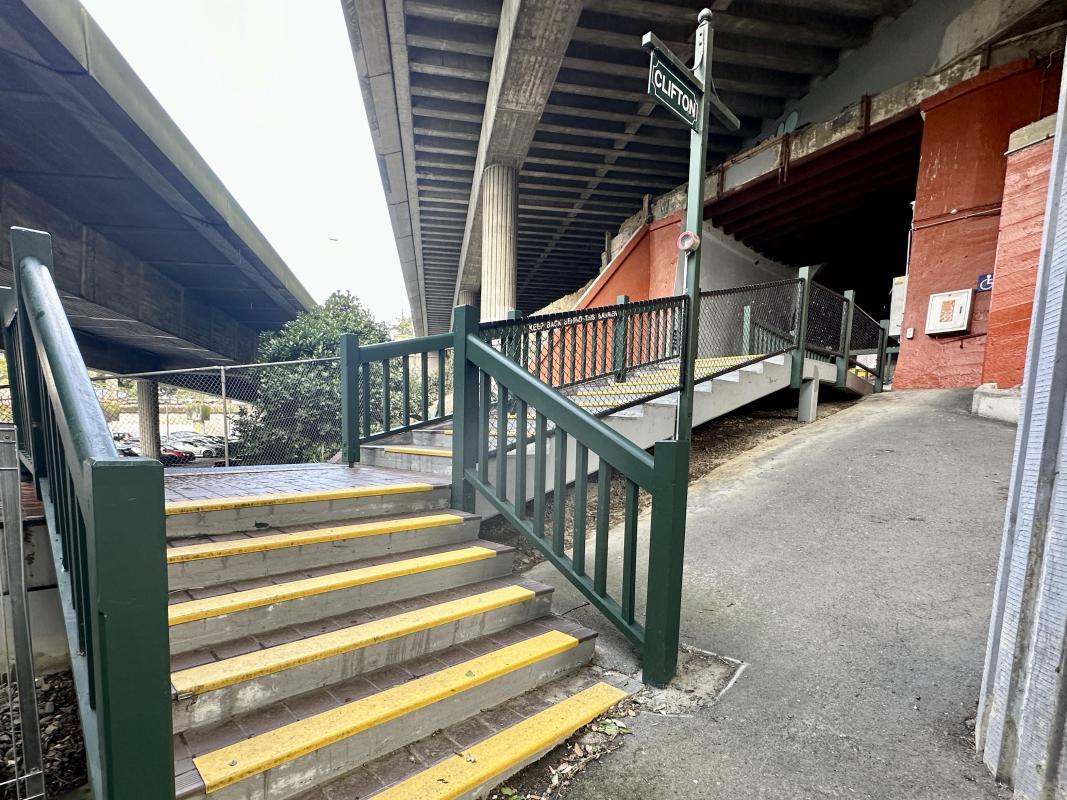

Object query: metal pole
[220,366,230,467]
[675,9,714,444]
[0,424,44,798]
[836,289,856,388]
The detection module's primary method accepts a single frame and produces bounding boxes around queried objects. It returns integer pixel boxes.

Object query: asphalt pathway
[532,389,1014,799]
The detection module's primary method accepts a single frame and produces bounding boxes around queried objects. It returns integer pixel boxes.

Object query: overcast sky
[79,0,411,324]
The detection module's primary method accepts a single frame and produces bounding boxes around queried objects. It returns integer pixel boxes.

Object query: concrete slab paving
[527,389,1014,799]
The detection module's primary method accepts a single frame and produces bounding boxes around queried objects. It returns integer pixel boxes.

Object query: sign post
[643,9,739,444]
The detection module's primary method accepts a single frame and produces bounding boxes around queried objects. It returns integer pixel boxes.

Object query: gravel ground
[481,390,857,571]
[0,669,85,799]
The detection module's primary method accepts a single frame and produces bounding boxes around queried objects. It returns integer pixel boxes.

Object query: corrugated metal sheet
[978,40,1067,798]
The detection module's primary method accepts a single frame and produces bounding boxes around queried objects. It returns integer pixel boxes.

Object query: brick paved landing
[164,463,448,504]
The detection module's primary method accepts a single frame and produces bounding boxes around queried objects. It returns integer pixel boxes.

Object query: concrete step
[166,482,452,539]
[170,577,554,732]
[361,445,454,476]
[167,511,481,592]
[354,677,631,800]
[410,428,455,447]
[168,541,515,654]
[174,617,597,800]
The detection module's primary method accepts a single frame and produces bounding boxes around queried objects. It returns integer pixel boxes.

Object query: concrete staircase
[164,483,629,800]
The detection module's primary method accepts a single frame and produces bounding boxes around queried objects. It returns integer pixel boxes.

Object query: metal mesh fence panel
[84,358,343,468]
[225,360,342,466]
[806,283,847,358]
[696,278,802,383]
[478,296,688,416]
[849,308,883,379]
[0,351,454,468]
[0,428,45,800]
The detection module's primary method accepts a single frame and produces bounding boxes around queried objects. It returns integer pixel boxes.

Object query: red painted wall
[982,137,1054,388]
[648,213,683,298]
[894,60,1061,389]
[577,228,650,309]
[577,212,684,310]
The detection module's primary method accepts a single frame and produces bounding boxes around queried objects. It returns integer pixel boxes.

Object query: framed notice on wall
[924,289,973,335]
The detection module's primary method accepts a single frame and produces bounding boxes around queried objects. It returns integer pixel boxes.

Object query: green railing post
[875,319,890,393]
[340,333,360,465]
[90,457,174,799]
[613,294,629,382]
[836,289,855,388]
[506,309,522,364]
[452,304,480,512]
[643,438,690,687]
[742,303,752,354]
[790,266,812,389]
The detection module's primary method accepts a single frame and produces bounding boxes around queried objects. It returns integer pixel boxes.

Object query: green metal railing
[1,228,172,800]
[452,305,689,687]
[341,333,452,464]
[477,295,687,414]
[791,268,889,391]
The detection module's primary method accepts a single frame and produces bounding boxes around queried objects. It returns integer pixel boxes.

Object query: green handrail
[452,304,689,687]
[341,332,453,464]
[4,227,172,800]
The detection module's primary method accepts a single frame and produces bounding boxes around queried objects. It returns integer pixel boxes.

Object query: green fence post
[836,289,855,388]
[875,319,890,393]
[452,304,480,512]
[506,309,522,364]
[340,333,360,465]
[790,266,812,389]
[742,303,752,354]
[643,438,690,687]
[613,294,629,382]
[90,457,174,799]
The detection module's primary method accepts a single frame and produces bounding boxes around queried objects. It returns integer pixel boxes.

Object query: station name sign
[647,49,701,131]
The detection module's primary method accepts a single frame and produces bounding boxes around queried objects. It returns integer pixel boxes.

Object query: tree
[231,292,434,465]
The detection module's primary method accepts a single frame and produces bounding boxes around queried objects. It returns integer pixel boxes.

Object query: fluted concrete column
[480,163,518,321]
[137,379,161,459]
[457,289,479,308]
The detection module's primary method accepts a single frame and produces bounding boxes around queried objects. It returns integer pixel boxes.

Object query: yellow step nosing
[167,513,467,565]
[167,546,497,626]
[164,483,434,516]
[171,585,537,696]
[370,682,629,800]
[382,446,453,458]
[192,630,581,793]
[573,388,674,397]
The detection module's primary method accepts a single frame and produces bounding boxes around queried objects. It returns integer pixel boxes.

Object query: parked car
[120,443,189,467]
[164,435,219,459]
[161,446,194,465]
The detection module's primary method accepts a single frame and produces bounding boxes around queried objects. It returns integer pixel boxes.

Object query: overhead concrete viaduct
[0,0,315,374]
[345,0,1067,335]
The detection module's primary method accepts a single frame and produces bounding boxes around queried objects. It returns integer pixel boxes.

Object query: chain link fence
[696,278,802,383]
[0,358,345,469]
[478,297,688,417]
[806,283,848,361]
[849,307,884,382]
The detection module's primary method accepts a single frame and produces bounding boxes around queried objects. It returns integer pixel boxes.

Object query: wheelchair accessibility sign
[978,273,994,292]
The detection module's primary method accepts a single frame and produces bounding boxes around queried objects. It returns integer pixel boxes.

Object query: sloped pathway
[535,389,1013,799]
